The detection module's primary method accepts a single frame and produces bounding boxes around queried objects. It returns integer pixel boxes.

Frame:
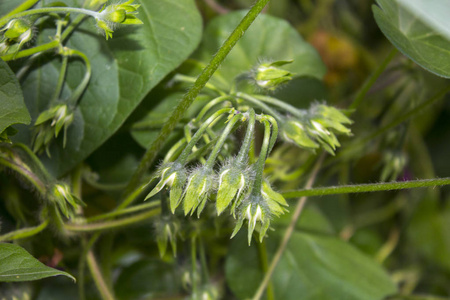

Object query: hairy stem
[281,177,450,198]
[124,0,272,199]
[0,0,40,24]
[0,219,49,242]
[87,250,116,300]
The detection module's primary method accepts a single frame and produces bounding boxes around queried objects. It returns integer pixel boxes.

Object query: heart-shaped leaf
[12,0,202,176]
[0,59,30,135]
[0,243,75,282]
[373,0,450,78]
[396,0,450,42]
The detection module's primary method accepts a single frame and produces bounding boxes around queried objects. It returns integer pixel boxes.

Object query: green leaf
[0,59,31,136]
[226,218,396,300]
[373,0,450,78]
[15,0,202,176]
[0,243,75,282]
[396,0,450,42]
[191,10,326,90]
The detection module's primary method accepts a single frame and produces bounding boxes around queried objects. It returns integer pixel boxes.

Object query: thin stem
[251,120,272,194]
[86,200,160,222]
[198,237,210,283]
[0,219,49,242]
[257,240,274,300]
[281,177,450,199]
[205,114,242,168]
[0,157,47,195]
[1,40,59,61]
[50,55,69,105]
[87,250,116,300]
[236,92,283,120]
[252,94,302,117]
[64,207,160,232]
[191,235,198,298]
[124,0,272,198]
[252,154,324,300]
[236,109,256,165]
[65,49,91,107]
[115,179,150,211]
[0,7,99,27]
[349,48,397,110]
[195,95,233,122]
[173,74,225,96]
[0,0,40,24]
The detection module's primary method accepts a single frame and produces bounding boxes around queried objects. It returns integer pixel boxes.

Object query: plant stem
[51,55,69,105]
[191,235,198,298]
[0,0,40,24]
[87,250,116,300]
[252,94,302,117]
[87,200,160,222]
[65,49,91,107]
[281,177,450,198]
[252,154,324,300]
[205,114,242,168]
[0,7,99,27]
[0,219,49,242]
[236,92,284,120]
[1,39,59,61]
[124,0,272,198]
[257,240,274,300]
[64,207,160,232]
[251,120,272,193]
[172,74,225,96]
[349,48,397,110]
[236,109,256,165]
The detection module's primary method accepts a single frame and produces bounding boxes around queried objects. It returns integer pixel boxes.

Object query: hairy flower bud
[154,216,180,257]
[183,167,214,217]
[216,163,250,216]
[51,183,85,219]
[254,60,293,91]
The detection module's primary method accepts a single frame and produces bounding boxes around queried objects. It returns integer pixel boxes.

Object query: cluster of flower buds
[281,103,352,155]
[0,19,33,54]
[380,150,407,182]
[32,104,74,156]
[252,60,293,91]
[145,109,288,244]
[96,0,142,39]
[50,182,85,219]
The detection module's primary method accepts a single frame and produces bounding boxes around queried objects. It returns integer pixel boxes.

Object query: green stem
[236,109,256,165]
[124,0,271,198]
[205,114,242,168]
[0,157,47,195]
[0,7,99,27]
[262,115,278,155]
[50,55,69,105]
[173,74,225,96]
[87,250,116,300]
[252,94,303,118]
[1,39,59,61]
[191,235,198,298]
[195,95,233,122]
[252,154,324,300]
[349,48,397,110]
[251,120,271,194]
[86,200,160,222]
[236,92,283,120]
[281,177,450,198]
[65,49,91,107]
[0,219,49,242]
[0,0,40,24]
[257,240,274,300]
[64,207,160,232]
[163,138,187,163]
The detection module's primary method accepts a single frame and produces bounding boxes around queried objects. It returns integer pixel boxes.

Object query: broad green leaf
[0,243,75,282]
[226,216,396,300]
[14,0,202,176]
[0,59,30,135]
[396,0,450,42]
[191,10,326,91]
[373,0,450,78]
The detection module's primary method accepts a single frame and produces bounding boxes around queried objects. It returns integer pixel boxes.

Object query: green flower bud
[51,183,85,219]
[282,119,319,150]
[2,19,30,40]
[183,167,214,217]
[96,0,142,39]
[33,104,74,155]
[254,60,293,91]
[96,19,114,40]
[216,163,249,216]
[281,104,352,155]
[154,216,180,257]
[145,163,187,213]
